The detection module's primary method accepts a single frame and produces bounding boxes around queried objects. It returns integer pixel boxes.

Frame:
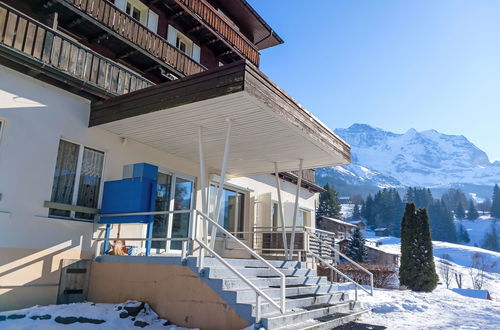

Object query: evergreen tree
[481,224,499,252]
[457,223,470,243]
[477,198,491,215]
[491,184,500,219]
[455,202,466,219]
[466,200,479,220]
[316,184,342,219]
[346,227,367,262]
[400,203,438,292]
[362,195,374,226]
[428,200,457,243]
[441,189,468,212]
[352,203,362,220]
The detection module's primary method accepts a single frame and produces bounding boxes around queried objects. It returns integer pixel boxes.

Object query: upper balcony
[175,0,260,66]
[0,1,152,99]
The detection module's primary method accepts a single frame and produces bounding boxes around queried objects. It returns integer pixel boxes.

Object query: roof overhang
[90,61,350,176]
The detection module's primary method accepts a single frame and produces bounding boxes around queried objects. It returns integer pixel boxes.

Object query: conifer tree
[481,224,499,252]
[455,202,466,219]
[316,184,342,219]
[352,203,362,220]
[466,200,479,220]
[362,195,374,225]
[400,203,438,292]
[491,184,500,219]
[457,223,470,243]
[428,200,457,243]
[346,227,367,263]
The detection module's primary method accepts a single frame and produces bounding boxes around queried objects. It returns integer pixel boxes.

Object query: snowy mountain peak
[319,124,500,188]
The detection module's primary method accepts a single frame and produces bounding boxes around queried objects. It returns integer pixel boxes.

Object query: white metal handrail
[196,210,286,315]
[303,226,337,237]
[306,229,374,297]
[196,239,279,323]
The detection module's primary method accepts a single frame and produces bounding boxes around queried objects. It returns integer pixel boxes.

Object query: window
[114,0,158,32]
[49,140,104,220]
[176,37,187,54]
[167,25,201,63]
[126,3,142,21]
[209,185,245,234]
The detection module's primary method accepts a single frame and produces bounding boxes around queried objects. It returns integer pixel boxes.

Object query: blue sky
[248,0,500,161]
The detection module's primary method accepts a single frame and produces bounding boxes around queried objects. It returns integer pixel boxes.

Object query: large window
[49,140,104,220]
[209,185,245,234]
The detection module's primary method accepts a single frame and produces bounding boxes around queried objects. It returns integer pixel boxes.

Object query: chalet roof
[90,61,350,176]
[212,0,284,50]
[366,245,400,256]
[319,216,358,228]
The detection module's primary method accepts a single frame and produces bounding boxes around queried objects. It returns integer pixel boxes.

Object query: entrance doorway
[151,170,194,254]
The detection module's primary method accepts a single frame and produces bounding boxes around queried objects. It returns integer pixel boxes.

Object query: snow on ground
[358,285,500,329]
[357,227,500,328]
[456,216,500,249]
[0,301,197,330]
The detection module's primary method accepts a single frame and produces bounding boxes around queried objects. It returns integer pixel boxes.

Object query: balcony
[176,0,260,66]
[0,2,152,98]
[57,0,206,77]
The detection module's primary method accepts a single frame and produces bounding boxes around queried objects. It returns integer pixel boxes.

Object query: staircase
[187,257,369,329]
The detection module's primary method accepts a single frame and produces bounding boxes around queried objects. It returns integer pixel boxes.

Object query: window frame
[48,138,106,221]
[208,182,247,235]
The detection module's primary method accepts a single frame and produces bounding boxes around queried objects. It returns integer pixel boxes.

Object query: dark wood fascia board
[90,61,351,167]
[0,44,112,101]
[277,172,325,194]
[242,63,351,163]
[89,61,246,126]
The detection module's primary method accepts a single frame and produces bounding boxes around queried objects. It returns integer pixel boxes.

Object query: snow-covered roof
[374,227,388,231]
[320,216,358,227]
[450,288,491,300]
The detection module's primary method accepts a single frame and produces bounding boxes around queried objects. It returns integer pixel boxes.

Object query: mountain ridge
[317,124,500,195]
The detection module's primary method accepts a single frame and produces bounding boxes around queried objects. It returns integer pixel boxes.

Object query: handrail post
[256,294,262,324]
[280,275,286,313]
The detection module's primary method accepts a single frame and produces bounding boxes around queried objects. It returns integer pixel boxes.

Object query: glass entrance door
[151,170,194,254]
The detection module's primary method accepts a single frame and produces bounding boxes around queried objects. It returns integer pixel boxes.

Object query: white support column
[274,162,289,260]
[198,127,208,245]
[210,119,232,249]
[289,159,303,260]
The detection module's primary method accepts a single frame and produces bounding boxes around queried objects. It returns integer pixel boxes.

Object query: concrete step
[249,291,348,317]
[274,309,369,330]
[221,276,328,290]
[207,267,317,279]
[263,301,354,329]
[233,283,341,303]
[187,256,305,269]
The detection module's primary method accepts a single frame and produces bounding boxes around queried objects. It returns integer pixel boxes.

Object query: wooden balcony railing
[176,0,260,66]
[64,0,205,76]
[291,169,316,184]
[0,2,152,96]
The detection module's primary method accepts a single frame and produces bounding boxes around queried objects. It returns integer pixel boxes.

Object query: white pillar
[274,162,289,260]
[198,127,208,245]
[289,159,303,260]
[210,119,232,249]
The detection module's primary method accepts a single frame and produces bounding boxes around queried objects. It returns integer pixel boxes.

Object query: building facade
[0,1,368,328]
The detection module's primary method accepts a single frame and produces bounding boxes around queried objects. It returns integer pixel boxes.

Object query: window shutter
[192,43,201,63]
[147,10,159,33]
[114,0,127,12]
[167,25,177,46]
